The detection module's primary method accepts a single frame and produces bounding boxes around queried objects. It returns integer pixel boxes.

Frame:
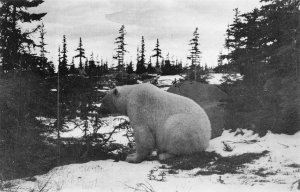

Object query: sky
[30,0,261,68]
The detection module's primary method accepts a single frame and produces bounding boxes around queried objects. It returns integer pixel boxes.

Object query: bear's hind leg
[126,126,155,163]
[162,114,210,156]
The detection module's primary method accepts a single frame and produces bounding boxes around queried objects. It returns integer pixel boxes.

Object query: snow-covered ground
[137,75,185,91]
[12,74,297,192]
[8,129,300,192]
[156,75,185,87]
[148,73,243,86]
[61,116,131,146]
[38,116,131,146]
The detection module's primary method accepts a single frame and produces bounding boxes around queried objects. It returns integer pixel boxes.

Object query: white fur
[101,83,211,163]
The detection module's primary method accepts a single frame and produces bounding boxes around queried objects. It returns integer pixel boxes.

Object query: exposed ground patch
[160,150,269,175]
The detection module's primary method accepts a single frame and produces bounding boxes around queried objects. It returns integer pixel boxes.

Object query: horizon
[29,0,261,68]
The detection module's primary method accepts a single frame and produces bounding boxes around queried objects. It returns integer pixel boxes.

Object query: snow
[207,129,300,191]
[97,86,111,92]
[37,115,131,146]
[9,129,300,192]
[57,116,130,146]
[36,116,56,126]
[206,73,243,85]
[97,89,109,93]
[156,75,184,87]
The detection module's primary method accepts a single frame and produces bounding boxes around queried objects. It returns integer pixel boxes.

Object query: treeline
[217,0,300,135]
[56,29,186,79]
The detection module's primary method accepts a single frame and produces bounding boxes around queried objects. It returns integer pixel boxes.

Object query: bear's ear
[113,88,119,96]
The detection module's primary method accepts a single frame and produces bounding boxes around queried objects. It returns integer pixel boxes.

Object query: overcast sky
[31,0,261,68]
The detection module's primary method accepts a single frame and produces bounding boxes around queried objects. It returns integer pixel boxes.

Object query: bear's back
[127,83,206,120]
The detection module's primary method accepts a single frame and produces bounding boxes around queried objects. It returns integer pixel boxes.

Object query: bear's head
[99,87,128,116]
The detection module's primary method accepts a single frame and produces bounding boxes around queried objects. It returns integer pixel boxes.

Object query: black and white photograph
[0,0,299,191]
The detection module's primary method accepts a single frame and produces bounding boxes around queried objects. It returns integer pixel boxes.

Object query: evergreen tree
[152,38,162,68]
[187,27,205,81]
[0,0,46,72]
[214,50,226,73]
[126,61,134,74]
[161,53,172,75]
[59,35,69,76]
[84,58,89,71]
[222,0,300,134]
[188,27,201,68]
[39,23,47,59]
[136,46,140,64]
[113,25,127,71]
[103,60,109,74]
[37,23,54,77]
[74,37,86,69]
[0,72,57,179]
[58,46,61,67]
[136,36,147,74]
[95,55,100,66]
[225,8,243,63]
[176,60,183,74]
[217,50,223,67]
[259,0,300,76]
[140,36,146,65]
[88,52,96,76]
[204,63,208,72]
[147,57,155,73]
[89,53,95,67]
[69,56,77,74]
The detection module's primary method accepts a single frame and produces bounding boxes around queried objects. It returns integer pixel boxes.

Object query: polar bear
[99,83,211,163]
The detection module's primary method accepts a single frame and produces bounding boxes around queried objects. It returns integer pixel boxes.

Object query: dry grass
[160,150,269,176]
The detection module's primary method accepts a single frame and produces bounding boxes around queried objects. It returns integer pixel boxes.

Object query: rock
[168,81,228,138]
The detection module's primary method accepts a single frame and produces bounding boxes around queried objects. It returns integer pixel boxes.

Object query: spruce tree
[135,46,140,73]
[188,27,201,68]
[136,36,147,74]
[225,8,243,60]
[58,46,61,67]
[126,61,134,74]
[103,60,109,74]
[39,23,47,59]
[36,23,54,77]
[69,56,76,74]
[113,25,127,71]
[75,37,86,69]
[260,0,300,76]
[0,0,46,72]
[147,57,155,73]
[59,35,69,76]
[187,27,202,80]
[85,58,89,70]
[161,53,173,75]
[214,50,226,73]
[140,36,146,66]
[88,52,96,76]
[217,50,223,67]
[152,38,162,68]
